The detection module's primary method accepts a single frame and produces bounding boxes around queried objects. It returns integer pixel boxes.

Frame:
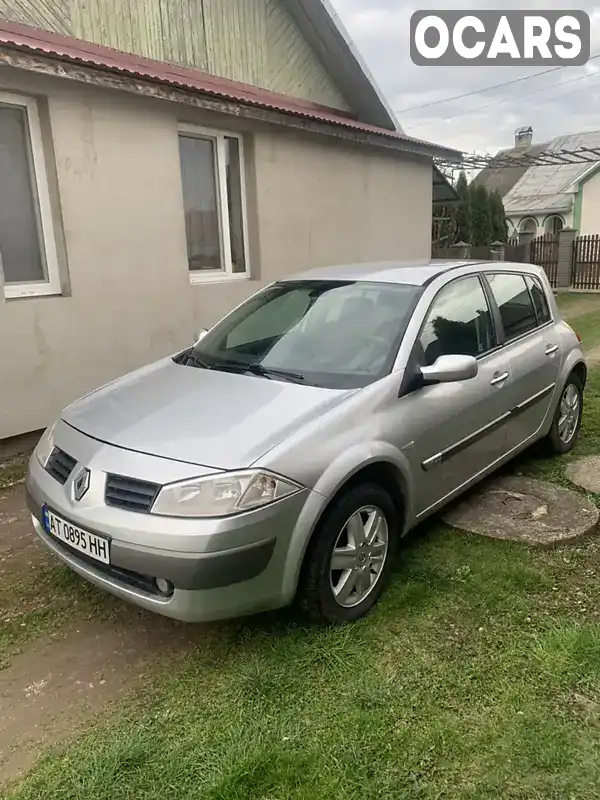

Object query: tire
[542,372,584,455]
[298,483,399,624]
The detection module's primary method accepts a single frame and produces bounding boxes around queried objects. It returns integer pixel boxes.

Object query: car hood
[62,358,353,469]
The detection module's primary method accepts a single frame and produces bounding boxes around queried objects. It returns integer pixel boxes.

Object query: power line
[396,53,600,114]
[407,69,600,131]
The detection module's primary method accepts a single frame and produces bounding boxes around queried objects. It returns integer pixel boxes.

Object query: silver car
[26,260,586,623]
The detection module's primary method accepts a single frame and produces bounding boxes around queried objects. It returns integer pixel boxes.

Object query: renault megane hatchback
[26,260,586,623]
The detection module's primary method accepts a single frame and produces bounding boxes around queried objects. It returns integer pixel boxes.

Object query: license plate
[42,506,110,565]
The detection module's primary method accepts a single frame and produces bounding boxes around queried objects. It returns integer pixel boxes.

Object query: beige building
[0,1,458,440]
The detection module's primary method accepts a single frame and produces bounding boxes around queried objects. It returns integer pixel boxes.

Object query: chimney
[514,126,533,148]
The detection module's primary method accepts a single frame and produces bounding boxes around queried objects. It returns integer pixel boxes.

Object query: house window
[544,215,564,235]
[178,124,249,281]
[0,91,60,298]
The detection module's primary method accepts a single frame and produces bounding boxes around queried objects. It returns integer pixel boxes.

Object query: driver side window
[419,276,495,367]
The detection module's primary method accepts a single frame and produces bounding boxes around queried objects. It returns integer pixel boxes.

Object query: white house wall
[580,171,600,235]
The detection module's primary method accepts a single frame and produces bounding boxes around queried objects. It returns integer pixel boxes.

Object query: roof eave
[0,43,460,161]
[505,205,572,216]
[285,0,400,131]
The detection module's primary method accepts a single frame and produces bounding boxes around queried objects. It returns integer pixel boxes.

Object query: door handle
[545,344,559,355]
[490,372,509,386]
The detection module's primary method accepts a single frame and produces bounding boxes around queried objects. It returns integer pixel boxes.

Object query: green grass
[6,529,600,799]
[4,292,600,799]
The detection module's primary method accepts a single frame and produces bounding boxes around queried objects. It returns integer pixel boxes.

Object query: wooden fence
[433,235,600,290]
[572,234,600,290]
[432,234,600,290]
[530,233,560,287]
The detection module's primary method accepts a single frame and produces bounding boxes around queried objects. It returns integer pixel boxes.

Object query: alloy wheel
[558,383,581,445]
[329,505,389,608]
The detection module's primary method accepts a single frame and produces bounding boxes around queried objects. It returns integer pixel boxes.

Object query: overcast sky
[330,0,600,156]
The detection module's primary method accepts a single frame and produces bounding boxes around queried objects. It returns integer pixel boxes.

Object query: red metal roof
[0,19,449,154]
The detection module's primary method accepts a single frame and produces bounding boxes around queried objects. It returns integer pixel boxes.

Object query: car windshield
[187,279,421,389]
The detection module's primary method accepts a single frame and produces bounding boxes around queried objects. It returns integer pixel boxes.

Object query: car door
[484,271,562,451]
[401,274,513,519]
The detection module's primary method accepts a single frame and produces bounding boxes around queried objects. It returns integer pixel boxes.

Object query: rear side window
[525,275,552,325]
[487,273,538,341]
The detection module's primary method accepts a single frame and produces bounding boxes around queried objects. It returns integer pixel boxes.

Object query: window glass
[190,280,420,389]
[0,103,45,284]
[419,276,495,366]
[526,275,551,325]
[178,134,222,272]
[487,273,538,340]
[226,290,312,349]
[225,136,246,274]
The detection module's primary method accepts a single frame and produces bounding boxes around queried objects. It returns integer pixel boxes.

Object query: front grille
[105,474,161,513]
[45,447,77,485]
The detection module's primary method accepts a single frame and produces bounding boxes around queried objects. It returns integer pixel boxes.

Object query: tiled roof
[473,130,600,216]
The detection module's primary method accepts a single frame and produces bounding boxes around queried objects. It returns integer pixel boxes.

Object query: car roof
[283,259,545,287]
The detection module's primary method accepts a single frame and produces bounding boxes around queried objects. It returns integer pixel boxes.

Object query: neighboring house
[473,126,600,238]
[0,2,459,440]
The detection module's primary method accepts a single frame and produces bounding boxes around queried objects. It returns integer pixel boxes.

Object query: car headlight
[34,422,56,467]
[151,470,304,518]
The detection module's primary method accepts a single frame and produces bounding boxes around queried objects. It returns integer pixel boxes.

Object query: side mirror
[420,354,478,385]
[194,328,208,344]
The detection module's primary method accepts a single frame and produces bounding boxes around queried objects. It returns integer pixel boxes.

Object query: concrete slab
[566,456,600,495]
[443,475,599,547]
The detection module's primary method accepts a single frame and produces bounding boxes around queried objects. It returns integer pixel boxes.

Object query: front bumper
[26,421,311,622]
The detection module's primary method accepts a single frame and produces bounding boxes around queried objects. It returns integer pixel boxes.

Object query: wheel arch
[570,360,587,390]
[282,454,412,602]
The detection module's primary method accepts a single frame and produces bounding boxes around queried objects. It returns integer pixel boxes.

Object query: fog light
[155,578,174,596]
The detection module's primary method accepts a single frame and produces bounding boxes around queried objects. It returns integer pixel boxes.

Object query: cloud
[330,0,600,154]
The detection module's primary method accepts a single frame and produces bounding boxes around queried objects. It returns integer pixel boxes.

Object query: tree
[489,190,509,243]
[469,183,493,246]
[453,171,471,244]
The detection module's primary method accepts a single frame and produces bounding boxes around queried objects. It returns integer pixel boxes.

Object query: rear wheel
[542,373,583,454]
[298,483,398,623]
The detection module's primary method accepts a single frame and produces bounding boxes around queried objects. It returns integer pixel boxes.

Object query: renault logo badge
[73,468,90,501]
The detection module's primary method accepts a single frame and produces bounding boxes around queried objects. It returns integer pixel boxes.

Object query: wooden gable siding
[0,0,350,110]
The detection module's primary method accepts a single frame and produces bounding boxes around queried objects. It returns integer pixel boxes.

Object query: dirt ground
[0,482,212,786]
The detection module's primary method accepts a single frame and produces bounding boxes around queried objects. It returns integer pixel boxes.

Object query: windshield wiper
[186,353,211,369]
[187,355,245,373]
[186,355,305,384]
[245,364,306,384]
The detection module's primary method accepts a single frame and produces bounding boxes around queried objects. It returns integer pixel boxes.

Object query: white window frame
[0,91,61,299]
[178,123,251,284]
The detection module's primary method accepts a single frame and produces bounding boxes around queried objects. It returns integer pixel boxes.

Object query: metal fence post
[450,241,470,259]
[518,231,535,262]
[490,241,506,261]
[557,227,576,289]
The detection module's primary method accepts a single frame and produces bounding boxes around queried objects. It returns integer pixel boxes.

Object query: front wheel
[298,483,398,624]
[542,373,583,454]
